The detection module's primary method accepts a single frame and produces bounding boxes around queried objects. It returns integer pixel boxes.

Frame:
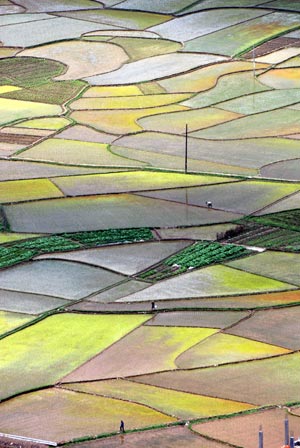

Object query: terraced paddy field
[1,1,300,447]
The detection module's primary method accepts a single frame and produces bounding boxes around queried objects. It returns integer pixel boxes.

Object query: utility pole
[253,45,256,78]
[258,425,263,448]
[185,123,188,174]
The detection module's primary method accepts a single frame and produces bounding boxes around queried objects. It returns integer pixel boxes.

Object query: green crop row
[247,209,300,233]
[0,57,65,88]
[139,241,251,281]
[64,228,153,246]
[0,228,154,270]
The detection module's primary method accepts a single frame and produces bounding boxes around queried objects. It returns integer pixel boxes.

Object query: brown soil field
[133,352,300,406]
[62,326,216,382]
[226,305,300,349]
[193,407,300,448]
[0,133,42,145]
[72,426,226,448]
[145,310,248,328]
[68,290,300,313]
[243,37,300,58]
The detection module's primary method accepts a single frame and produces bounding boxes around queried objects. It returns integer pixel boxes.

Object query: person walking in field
[120,420,125,433]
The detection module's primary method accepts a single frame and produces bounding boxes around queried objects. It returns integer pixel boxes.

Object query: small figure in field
[120,420,125,433]
[206,201,212,208]
[151,301,157,311]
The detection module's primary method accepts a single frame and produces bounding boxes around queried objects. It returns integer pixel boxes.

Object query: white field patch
[85,53,227,85]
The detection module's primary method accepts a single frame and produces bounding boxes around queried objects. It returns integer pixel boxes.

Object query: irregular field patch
[133,352,300,405]
[71,425,226,448]
[70,93,191,110]
[0,310,34,335]
[1,80,86,105]
[53,171,237,197]
[71,104,187,134]
[0,57,65,87]
[120,265,296,302]
[0,313,149,401]
[259,68,300,89]
[227,306,300,350]
[261,159,300,181]
[36,240,191,276]
[217,89,300,115]
[0,260,125,299]
[226,251,300,286]
[138,107,242,134]
[18,139,145,167]
[19,41,129,80]
[176,333,290,369]
[183,70,271,109]
[0,178,63,203]
[146,310,248,328]
[193,407,300,448]
[150,8,268,42]
[114,133,300,170]
[184,12,300,57]
[4,194,241,233]
[0,98,62,126]
[0,388,174,443]
[0,290,70,315]
[65,379,255,420]
[57,8,172,29]
[191,109,300,139]
[139,180,300,215]
[84,53,227,85]
[63,326,218,382]
[159,60,268,93]
[15,117,70,130]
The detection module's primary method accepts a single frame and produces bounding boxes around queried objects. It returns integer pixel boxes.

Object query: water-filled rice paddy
[0,260,125,299]
[4,194,242,233]
[117,265,295,302]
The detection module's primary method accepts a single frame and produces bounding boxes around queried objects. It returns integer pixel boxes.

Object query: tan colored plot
[66,426,227,448]
[159,60,268,93]
[18,139,146,167]
[71,93,191,110]
[0,388,175,443]
[0,178,63,203]
[259,67,300,89]
[82,85,143,97]
[71,104,188,134]
[193,408,300,448]
[20,41,129,81]
[63,326,218,382]
[256,47,300,64]
[138,108,242,134]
